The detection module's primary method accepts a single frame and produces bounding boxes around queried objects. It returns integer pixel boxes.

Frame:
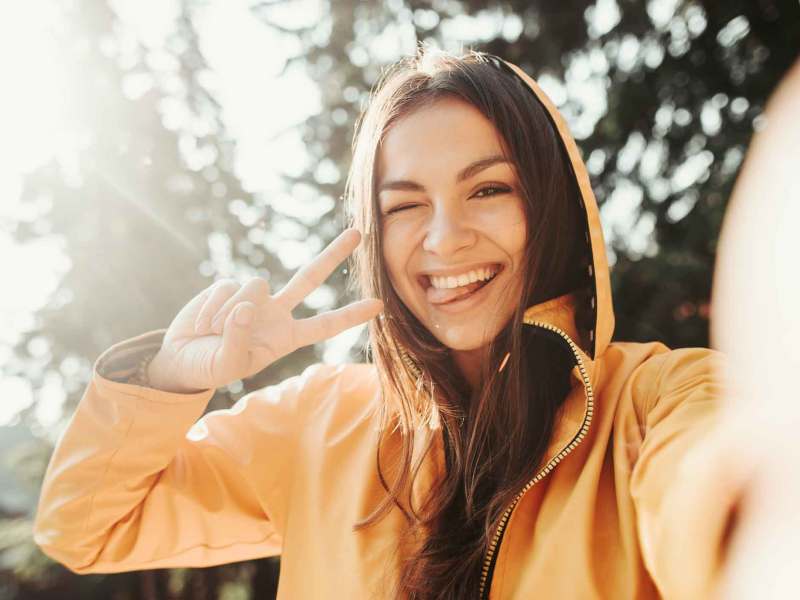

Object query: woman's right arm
[32,229,383,573]
[32,329,319,572]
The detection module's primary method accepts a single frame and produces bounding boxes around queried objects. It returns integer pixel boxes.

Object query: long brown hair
[345,47,592,599]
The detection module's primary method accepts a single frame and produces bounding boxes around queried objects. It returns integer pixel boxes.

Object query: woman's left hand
[710,57,800,599]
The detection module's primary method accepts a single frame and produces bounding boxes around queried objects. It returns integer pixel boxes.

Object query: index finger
[273,228,361,310]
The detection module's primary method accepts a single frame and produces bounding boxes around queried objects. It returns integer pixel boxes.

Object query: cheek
[381,222,414,294]
[474,198,527,256]
[506,208,527,255]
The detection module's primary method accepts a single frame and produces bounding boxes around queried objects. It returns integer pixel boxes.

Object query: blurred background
[0,0,797,598]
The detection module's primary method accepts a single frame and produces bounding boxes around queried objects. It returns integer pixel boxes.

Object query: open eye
[474,185,511,198]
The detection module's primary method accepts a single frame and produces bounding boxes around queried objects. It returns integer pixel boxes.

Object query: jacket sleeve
[32,328,321,574]
[626,347,738,600]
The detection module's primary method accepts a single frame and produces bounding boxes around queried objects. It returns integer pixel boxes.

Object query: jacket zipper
[478,321,596,600]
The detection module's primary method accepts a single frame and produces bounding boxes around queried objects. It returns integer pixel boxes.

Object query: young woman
[32,48,791,599]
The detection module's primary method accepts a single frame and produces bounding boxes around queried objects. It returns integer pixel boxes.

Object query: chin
[428,321,501,352]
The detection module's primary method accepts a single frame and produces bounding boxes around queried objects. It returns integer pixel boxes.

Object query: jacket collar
[522,290,595,385]
[521,290,596,469]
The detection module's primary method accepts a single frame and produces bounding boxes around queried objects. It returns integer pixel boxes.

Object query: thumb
[214,301,255,385]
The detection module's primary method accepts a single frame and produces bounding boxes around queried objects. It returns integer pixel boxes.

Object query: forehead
[376,97,508,181]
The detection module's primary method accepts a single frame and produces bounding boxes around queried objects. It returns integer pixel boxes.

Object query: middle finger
[207,277,271,333]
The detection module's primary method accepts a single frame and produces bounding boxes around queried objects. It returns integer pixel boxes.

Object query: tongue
[427,279,486,305]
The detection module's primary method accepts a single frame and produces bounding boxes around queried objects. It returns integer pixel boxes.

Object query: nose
[422,204,477,257]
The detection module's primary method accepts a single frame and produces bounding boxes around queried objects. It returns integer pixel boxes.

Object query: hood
[498,58,616,372]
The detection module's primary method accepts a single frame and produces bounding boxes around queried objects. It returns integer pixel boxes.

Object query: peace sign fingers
[153,227,383,391]
[292,298,384,348]
[273,228,362,311]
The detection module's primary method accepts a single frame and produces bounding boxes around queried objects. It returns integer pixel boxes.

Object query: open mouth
[420,263,504,306]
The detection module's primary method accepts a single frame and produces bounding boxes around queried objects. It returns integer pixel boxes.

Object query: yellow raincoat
[33,59,734,599]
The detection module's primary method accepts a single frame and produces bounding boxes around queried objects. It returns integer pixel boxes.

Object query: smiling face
[377,96,528,362]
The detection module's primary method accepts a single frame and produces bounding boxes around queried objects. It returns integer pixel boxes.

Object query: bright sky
[0,2,68,347]
[0,1,71,427]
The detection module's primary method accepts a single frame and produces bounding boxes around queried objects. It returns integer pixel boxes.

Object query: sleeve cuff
[93,329,215,402]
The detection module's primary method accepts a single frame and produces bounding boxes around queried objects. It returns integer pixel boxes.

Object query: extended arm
[626,348,735,599]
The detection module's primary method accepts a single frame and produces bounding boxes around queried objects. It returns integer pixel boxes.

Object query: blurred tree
[4,0,799,598]
[3,0,295,597]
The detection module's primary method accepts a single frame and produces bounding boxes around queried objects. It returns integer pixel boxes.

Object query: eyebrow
[377,154,510,194]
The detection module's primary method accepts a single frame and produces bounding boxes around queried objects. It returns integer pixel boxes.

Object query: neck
[452,347,484,391]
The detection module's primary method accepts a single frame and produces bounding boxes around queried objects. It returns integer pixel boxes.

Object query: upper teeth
[429,266,499,289]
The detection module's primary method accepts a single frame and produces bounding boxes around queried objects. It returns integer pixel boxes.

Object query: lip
[425,265,504,315]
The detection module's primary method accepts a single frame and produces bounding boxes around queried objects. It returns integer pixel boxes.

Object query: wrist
[147,351,207,394]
